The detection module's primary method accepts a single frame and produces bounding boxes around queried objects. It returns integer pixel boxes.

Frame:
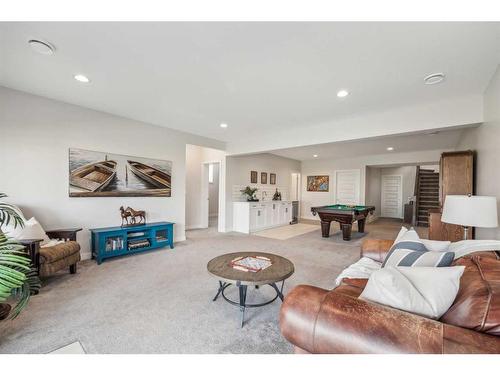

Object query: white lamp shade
[442,195,498,228]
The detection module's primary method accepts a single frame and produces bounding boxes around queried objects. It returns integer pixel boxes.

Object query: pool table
[311,204,376,241]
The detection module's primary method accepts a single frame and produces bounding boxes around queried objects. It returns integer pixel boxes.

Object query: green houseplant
[0,193,40,319]
[240,186,259,201]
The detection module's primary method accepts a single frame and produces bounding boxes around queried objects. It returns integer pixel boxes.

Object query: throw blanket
[334,257,381,286]
[334,240,500,287]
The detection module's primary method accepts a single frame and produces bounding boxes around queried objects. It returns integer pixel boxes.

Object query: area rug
[253,223,319,240]
[49,341,86,354]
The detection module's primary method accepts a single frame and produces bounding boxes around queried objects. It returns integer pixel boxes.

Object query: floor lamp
[441,195,498,240]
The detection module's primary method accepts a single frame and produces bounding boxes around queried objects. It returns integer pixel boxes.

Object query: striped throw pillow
[382,240,455,268]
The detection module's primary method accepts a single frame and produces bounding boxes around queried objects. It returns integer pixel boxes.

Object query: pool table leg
[341,224,352,241]
[320,221,331,237]
[358,218,366,233]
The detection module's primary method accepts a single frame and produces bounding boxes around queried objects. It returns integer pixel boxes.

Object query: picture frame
[261,172,268,184]
[250,170,258,184]
[270,173,276,185]
[69,148,172,197]
[307,175,329,192]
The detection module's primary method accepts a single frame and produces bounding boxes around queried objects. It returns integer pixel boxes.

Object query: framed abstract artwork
[261,172,268,184]
[307,175,329,192]
[270,173,276,185]
[250,170,258,184]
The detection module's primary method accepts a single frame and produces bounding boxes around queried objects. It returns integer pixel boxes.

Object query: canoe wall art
[69,148,172,197]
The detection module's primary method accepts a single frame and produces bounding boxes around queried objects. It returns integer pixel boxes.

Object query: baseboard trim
[185,225,205,230]
[81,251,92,261]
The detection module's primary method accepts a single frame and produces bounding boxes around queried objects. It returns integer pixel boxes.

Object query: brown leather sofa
[280,239,500,354]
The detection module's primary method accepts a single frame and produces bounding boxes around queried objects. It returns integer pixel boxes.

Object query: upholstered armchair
[21,228,82,277]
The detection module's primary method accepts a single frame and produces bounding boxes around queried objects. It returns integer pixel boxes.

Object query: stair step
[416,169,439,227]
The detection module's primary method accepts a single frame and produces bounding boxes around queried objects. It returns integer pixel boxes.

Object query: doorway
[381,174,403,218]
[201,161,222,229]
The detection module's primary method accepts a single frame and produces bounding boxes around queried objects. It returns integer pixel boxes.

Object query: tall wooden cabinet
[428,150,475,241]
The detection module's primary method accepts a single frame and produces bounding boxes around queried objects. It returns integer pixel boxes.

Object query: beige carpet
[253,223,319,240]
[0,218,426,354]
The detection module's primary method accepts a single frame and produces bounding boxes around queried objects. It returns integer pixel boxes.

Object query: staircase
[415,169,440,227]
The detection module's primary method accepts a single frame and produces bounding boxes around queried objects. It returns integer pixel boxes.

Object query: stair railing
[413,166,420,226]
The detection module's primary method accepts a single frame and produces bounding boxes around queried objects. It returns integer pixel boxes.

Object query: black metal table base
[212,280,285,327]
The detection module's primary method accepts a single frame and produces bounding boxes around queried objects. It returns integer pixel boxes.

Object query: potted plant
[240,186,259,202]
[0,193,40,320]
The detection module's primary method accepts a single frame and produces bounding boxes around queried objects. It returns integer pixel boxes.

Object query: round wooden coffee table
[207,251,294,327]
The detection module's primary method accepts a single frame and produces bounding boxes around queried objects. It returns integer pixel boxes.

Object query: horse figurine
[125,206,146,225]
[119,206,132,226]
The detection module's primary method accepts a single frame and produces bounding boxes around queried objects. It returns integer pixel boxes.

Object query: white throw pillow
[394,226,409,244]
[421,239,452,252]
[360,266,465,319]
[394,227,420,243]
[10,217,51,246]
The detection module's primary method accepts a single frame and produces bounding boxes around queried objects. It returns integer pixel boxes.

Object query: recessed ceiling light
[313,154,318,158]
[74,74,90,83]
[386,147,394,151]
[28,39,55,55]
[220,123,228,128]
[424,73,445,85]
[337,90,349,98]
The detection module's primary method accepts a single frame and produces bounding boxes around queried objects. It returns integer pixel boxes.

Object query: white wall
[225,153,301,231]
[365,167,381,219]
[185,144,226,230]
[209,164,219,217]
[0,87,224,259]
[301,150,445,220]
[456,65,500,240]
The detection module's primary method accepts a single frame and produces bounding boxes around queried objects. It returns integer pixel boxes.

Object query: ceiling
[1,22,499,147]
[269,125,477,161]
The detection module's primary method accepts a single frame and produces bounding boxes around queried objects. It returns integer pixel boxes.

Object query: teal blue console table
[90,222,174,264]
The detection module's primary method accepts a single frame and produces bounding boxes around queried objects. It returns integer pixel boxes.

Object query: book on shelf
[106,237,123,251]
[128,238,151,250]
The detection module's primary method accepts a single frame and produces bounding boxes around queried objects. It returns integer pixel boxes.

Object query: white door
[381,175,403,218]
[335,170,361,204]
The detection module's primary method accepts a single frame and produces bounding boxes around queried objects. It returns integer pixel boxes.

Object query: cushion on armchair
[39,241,80,264]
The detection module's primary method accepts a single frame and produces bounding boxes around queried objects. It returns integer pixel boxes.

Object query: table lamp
[441,195,498,240]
